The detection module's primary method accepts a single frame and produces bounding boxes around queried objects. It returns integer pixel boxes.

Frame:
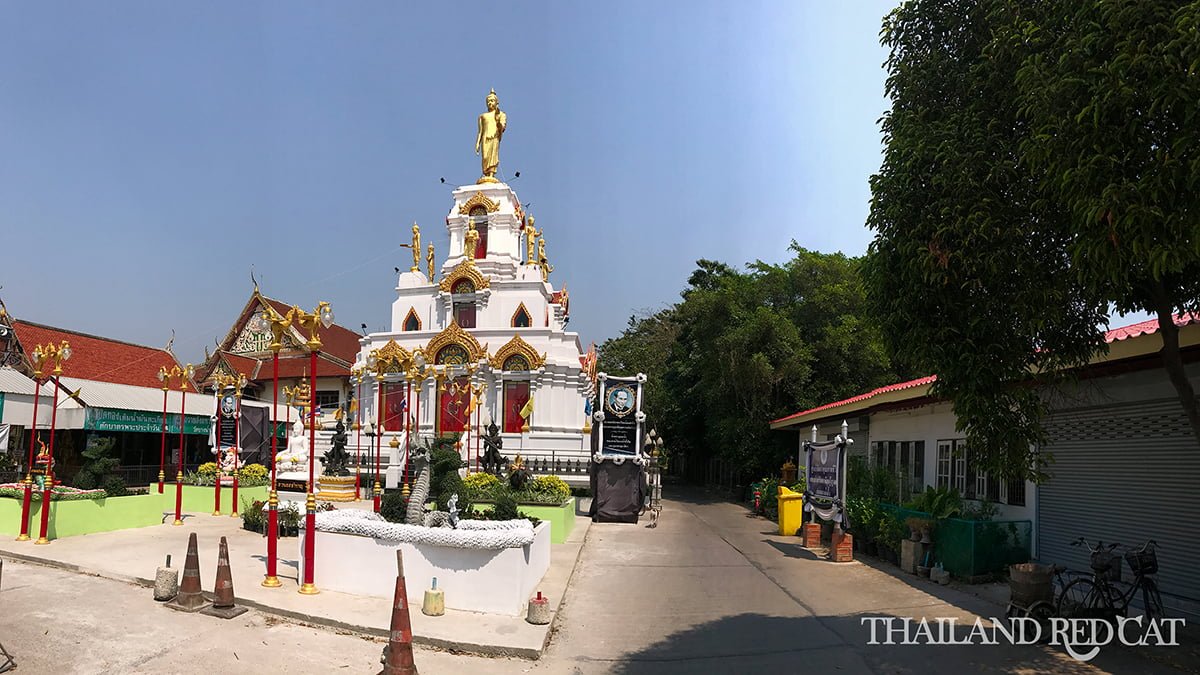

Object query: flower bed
[0,483,107,501]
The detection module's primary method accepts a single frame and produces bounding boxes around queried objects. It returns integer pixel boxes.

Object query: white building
[359,181,590,488]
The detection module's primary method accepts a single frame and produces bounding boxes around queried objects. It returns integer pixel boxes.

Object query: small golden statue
[538,237,554,282]
[403,223,421,273]
[427,243,436,281]
[463,219,479,264]
[475,89,507,184]
[525,216,542,265]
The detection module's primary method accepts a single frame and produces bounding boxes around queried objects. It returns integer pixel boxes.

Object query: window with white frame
[936,441,952,489]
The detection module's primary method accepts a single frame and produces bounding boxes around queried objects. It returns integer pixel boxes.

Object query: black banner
[276,478,308,493]
[805,440,843,504]
[597,375,642,456]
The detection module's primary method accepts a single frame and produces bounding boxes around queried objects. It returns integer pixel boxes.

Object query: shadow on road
[607,612,1129,675]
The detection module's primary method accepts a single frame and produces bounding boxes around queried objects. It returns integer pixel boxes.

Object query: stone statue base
[316,475,357,502]
[477,176,500,184]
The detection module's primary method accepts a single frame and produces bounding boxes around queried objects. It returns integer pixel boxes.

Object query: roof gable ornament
[489,334,546,371]
[425,320,487,364]
[457,192,500,215]
[376,339,412,373]
[438,259,491,293]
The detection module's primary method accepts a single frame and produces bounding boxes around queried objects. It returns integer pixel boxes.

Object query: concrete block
[153,565,179,601]
[830,531,854,563]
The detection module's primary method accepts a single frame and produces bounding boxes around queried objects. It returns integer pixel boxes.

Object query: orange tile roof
[12,320,195,391]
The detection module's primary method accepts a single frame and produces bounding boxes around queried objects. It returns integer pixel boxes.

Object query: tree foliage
[866,0,1200,481]
[599,245,903,478]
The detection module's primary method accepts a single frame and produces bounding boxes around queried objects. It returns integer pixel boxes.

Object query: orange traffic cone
[202,536,248,619]
[165,532,210,613]
[379,550,418,675]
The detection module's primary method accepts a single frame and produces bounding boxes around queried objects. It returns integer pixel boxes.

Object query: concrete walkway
[0,498,588,658]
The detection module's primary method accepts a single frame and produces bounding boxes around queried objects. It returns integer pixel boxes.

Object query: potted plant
[279,502,301,537]
[904,517,924,542]
[240,497,265,534]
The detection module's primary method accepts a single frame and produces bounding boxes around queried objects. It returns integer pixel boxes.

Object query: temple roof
[10,320,196,391]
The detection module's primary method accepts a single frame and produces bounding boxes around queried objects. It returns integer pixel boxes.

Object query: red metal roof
[1103,313,1196,343]
[771,375,937,426]
[772,313,1199,427]
[11,320,196,391]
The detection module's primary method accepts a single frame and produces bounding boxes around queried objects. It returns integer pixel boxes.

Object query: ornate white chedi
[358,91,589,487]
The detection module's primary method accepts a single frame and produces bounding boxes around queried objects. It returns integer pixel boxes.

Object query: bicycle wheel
[1057,578,1111,620]
[1141,578,1165,621]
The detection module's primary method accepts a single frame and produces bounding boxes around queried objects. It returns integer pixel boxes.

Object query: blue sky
[0,1,897,364]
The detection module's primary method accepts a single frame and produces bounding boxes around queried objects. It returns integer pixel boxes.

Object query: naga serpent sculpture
[404,444,457,528]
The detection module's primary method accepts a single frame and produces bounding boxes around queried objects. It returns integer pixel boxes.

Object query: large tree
[866,0,1200,481]
[600,246,901,479]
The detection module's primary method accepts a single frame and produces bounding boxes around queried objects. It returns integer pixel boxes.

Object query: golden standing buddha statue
[475,89,507,184]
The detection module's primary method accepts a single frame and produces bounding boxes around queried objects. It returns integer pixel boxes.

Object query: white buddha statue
[278,407,310,474]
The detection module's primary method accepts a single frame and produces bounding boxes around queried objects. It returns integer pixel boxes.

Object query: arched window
[403,308,421,332]
[452,278,476,295]
[511,304,531,328]
[469,206,488,259]
[503,354,530,371]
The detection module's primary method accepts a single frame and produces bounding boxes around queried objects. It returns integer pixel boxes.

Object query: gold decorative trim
[377,340,411,373]
[510,302,532,328]
[489,334,546,371]
[457,192,499,215]
[426,321,486,363]
[438,259,491,293]
[402,308,422,331]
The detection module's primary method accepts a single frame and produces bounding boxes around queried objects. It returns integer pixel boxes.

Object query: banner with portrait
[594,374,644,457]
[803,440,847,525]
[216,391,237,450]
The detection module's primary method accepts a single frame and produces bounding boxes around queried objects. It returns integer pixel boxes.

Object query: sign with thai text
[595,374,644,457]
[84,408,211,435]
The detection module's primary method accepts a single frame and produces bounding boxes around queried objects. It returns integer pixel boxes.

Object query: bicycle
[1056,537,1164,622]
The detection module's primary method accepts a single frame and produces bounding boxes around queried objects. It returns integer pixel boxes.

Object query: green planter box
[472,497,575,544]
[0,492,163,539]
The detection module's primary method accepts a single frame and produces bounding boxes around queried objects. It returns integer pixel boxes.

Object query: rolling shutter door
[1038,398,1199,615]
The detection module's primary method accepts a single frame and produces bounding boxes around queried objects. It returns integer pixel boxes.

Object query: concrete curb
[0,548,561,660]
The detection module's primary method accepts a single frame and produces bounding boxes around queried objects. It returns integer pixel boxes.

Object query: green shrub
[73,436,120,490]
[529,475,571,503]
[380,490,408,523]
[101,475,129,498]
[435,472,472,515]
[239,463,268,481]
[463,472,501,500]
[492,491,521,521]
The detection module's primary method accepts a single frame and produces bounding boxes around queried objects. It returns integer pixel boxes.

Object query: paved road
[531,487,1182,674]
[0,488,1188,674]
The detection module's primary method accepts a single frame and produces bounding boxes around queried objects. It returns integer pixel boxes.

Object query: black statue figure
[481,421,508,476]
[322,419,351,476]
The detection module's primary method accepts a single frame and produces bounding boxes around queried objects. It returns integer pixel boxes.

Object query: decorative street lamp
[230,372,247,517]
[366,351,383,512]
[168,363,195,526]
[212,373,228,517]
[35,341,72,545]
[16,345,51,542]
[261,303,295,588]
[157,366,171,494]
[295,301,334,595]
[351,366,366,501]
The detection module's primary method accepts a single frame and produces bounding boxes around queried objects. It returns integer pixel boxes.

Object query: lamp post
[230,373,247,517]
[212,374,227,516]
[351,367,365,501]
[157,366,170,494]
[261,304,294,588]
[16,346,50,542]
[368,350,384,512]
[35,341,72,545]
[295,301,334,595]
[171,364,194,526]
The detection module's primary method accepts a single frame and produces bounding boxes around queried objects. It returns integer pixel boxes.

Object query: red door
[438,377,470,433]
[503,381,530,433]
[383,383,405,432]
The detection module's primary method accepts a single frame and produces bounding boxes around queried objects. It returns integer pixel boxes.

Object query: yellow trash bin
[777,486,804,536]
